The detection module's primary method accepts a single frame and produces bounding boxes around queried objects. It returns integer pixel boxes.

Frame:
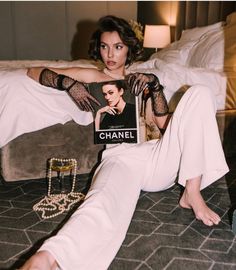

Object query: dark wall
[0,1,137,61]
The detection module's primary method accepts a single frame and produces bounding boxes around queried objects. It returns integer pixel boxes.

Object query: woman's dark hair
[102,80,125,91]
[88,15,143,66]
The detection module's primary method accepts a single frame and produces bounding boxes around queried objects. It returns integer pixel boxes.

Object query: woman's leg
[20,85,229,269]
[179,176,221,226]
[19,251,57,270]
[143,85,229,225]
[22,143,152,270]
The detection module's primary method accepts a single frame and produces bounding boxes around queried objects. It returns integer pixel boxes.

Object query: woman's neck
[103,68,125,80]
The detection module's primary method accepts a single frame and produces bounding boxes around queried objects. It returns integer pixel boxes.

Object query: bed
[1,12,236,182]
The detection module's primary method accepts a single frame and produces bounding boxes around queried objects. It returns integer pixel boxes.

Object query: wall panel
[0,2,16,59]
[67,1,108,59]
[107,1,137,21]
[13,2,68,60]
[0,1,137,60]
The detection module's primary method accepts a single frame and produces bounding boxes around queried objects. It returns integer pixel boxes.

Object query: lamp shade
[143,25,171,49]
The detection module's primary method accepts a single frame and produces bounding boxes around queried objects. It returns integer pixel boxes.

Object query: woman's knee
[189,85,214,100]
[187,85,216,111]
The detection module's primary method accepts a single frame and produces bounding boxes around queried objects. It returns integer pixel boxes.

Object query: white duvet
[0,68,93,147]
[0,58,227,147]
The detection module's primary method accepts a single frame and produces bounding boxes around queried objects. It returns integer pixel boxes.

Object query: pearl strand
[33,158,85,219]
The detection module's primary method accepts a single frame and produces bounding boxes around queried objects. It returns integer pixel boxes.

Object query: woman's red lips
[107,61,116,66]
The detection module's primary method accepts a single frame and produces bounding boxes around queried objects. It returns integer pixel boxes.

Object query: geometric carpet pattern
[0,157,236,270]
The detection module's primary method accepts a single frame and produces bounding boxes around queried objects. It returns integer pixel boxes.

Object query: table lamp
[143,25,171,52]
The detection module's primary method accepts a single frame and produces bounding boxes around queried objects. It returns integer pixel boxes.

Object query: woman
[95,80,136,131]
[27,15,143,112]
[21,15,229,270]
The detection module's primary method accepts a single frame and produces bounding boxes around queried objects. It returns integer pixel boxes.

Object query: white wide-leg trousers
[39,85,229,270]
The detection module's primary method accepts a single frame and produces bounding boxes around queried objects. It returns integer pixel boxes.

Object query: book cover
[89,80,139,144]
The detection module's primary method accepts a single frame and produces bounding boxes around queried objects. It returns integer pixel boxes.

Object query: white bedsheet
[0,68,93,147]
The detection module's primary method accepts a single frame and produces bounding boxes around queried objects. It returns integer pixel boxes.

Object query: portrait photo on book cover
[91,79,139,144]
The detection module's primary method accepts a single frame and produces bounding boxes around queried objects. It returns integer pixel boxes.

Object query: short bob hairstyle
[101,80,126,92]
[88,15,143,66]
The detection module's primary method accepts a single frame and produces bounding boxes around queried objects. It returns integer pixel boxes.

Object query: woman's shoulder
[64,67,100,82]
[66,66,119,83]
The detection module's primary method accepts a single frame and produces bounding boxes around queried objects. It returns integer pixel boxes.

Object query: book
[89,80,140,144]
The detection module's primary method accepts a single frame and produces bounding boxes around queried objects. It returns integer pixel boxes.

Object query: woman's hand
[67,81,100,112]
[95,106,117,130]
[97,106,118,115]
[126,72,161,96]
[38,68,100,112]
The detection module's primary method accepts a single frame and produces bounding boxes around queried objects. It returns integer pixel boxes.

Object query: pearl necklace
[33,158,85,219]
[103,68,125,80]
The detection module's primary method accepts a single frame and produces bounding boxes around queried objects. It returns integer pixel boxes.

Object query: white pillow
[150,38,199,66]
[150,22,224,66]
[150,42,180,63]
[187,29,224,71]
[180,21,223,41]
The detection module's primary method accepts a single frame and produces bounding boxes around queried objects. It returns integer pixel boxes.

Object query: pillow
[187,29,224,71]
[150,39,197,65]
[150,42,181,63]
[150,21,224,66]
[180,21,223,41]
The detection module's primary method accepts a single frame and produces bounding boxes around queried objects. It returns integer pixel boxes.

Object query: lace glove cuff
[39,68,63,89]
[151,89,169,117]
[39,68,100,111]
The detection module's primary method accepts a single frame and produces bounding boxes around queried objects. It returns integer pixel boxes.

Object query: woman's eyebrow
[100,41,124,46]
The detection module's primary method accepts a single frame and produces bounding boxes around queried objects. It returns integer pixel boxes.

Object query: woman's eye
[100,44,107,49]
[116,45,123,50]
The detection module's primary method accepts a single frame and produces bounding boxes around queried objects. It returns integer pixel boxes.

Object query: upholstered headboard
[175,1,236,39]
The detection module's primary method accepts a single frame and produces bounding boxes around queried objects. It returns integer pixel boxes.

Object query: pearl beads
[33,158,85,219]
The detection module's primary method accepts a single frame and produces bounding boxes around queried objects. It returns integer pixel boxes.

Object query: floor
[0,156,236,270]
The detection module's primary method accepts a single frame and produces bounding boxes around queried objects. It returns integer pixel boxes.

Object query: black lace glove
[126,72,168,116]
[126,72,162,96]
[39,68,100,112]
[151,89,169,116]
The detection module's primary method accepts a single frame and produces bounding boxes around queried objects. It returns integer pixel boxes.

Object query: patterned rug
[0,156,236,270]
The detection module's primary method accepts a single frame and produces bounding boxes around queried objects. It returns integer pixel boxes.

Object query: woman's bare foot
[179,177,221,226]
[19,251,58,270]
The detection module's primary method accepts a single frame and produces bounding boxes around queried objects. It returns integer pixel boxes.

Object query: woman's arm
[95,106,117,130]
[27,67,100,83]
[126,72,169,134]
[95,111,102,131]
[152,114,171,135]
[149,87,169,134]
[32,68,100,111]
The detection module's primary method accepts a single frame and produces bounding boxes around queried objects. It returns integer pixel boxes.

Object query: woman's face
[100,31,129,73]
[102,84,124,107]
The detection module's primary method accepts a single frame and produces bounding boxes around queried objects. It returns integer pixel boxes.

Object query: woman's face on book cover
[100,31,129,72]
[102,84,124,107]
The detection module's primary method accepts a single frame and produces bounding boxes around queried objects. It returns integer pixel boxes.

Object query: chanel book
[88,80,139,144]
